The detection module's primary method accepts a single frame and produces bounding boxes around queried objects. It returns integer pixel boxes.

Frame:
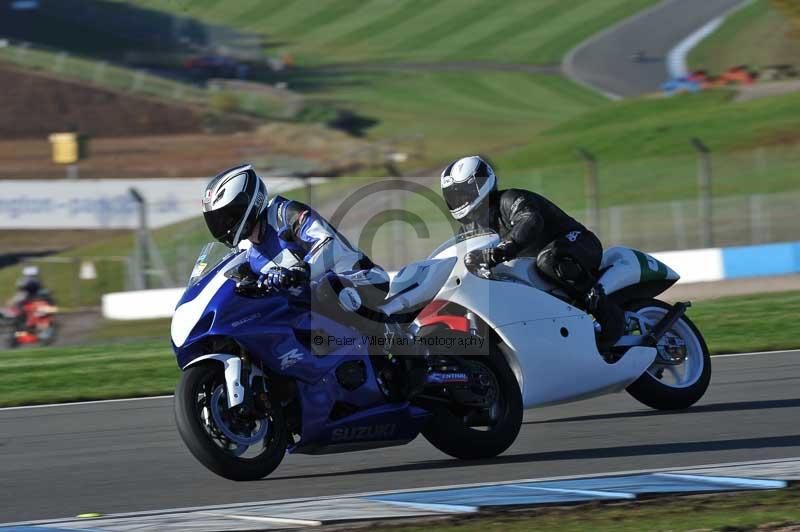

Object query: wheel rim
[193,372,273,459]
[636,306,704,389]
[210,386,269,449]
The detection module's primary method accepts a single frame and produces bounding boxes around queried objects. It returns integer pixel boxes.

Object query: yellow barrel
[49,132,88,164]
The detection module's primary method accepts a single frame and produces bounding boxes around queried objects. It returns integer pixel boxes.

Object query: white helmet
[440,155,497,220]
[202,164,268,247]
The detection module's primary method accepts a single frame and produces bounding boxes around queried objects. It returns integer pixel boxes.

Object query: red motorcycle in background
[1,297,59,348]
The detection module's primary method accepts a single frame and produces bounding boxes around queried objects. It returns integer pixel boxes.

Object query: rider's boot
[585,284,625,351]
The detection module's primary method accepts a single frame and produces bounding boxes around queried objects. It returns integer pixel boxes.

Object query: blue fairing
[172,246,430,454]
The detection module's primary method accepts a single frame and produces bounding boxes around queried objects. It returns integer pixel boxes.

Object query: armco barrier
[102,241,800,320]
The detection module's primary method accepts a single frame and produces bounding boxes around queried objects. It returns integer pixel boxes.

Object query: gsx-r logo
[278,348,303,370]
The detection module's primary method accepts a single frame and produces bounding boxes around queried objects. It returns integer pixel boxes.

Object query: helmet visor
[443,175,482,213]
[203,194,249,247]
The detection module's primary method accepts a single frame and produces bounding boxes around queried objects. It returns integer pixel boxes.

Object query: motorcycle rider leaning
[201,164,394,337]
[8,266,54,333]
[440,155,624,349]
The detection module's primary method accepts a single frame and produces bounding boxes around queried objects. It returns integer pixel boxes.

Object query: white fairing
[381,257,458,316]
[171,252,246,348]
[599,246,680,294]
[424,236,657,409]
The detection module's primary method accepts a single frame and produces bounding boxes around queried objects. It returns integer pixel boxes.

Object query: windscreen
[427,229,498,260]
[188,242,236,287]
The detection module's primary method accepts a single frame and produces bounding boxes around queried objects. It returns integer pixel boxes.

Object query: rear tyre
[175,363,288,481]
[422,344,522,459]
[625,299,711,410]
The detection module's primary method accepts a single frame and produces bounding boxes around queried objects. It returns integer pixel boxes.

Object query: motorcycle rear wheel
[625,299,711,410]
[174,362,288,481]
[422,345,522,460]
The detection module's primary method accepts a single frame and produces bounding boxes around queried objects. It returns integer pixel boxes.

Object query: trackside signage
[0,178,303,229]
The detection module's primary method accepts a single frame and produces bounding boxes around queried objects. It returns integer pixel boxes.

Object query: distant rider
[440,155,624,349]
[7,266,54,333]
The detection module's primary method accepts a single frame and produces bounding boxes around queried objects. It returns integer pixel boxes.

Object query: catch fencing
[3,166,799,309]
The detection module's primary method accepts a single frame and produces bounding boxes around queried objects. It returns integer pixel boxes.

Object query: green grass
[122,0,659,66]
[689,0,800,73]
[689,290,800,354]
[372,486,800,532]
[1,290,796,407]
[300,70,606,165]
[0,341,175,407]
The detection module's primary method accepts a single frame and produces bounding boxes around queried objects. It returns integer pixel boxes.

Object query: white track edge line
[2,348,797,411]
[0,395,173,411]
[714,349,800,358]
[654,472,787,489]
[7,456,798,527]
[666,0,754,78]
[509,485,636,500]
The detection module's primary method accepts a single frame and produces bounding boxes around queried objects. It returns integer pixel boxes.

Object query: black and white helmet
[440,155,496,220]
[202,164,268,247]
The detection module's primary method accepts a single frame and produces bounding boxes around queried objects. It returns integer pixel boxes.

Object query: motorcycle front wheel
[174,362,288,481]
[422,346,522,460]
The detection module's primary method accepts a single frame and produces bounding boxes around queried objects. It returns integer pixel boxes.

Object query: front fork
[184,354,266,409]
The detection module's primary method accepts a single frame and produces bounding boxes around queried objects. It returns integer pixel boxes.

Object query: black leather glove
[259,266,309,291]
[464,241,517,269]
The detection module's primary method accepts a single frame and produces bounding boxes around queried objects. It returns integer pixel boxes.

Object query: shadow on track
[526,398,800,425]
[269,434,800,481]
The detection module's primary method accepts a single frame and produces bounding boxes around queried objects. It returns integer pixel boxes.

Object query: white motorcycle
[380,229,710,455]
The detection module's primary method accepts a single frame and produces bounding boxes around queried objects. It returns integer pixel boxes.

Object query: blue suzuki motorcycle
[171,240,522,481]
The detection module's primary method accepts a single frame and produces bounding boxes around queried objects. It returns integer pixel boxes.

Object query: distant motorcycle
[1,298,59,348]
[172,231,710,481]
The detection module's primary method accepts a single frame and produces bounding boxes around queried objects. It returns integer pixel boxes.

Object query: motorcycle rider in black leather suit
[440,155,624,349]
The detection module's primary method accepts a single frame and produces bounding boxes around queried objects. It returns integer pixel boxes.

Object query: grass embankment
[123,0,658,66]
[1,290,797,407]
[689,0,800,73]
[373,486,800,532]
[0,46,286,120]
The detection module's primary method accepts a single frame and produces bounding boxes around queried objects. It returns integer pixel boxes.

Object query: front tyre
[625,299,711,410]
[174,363,288,481]
[422,347,522,459]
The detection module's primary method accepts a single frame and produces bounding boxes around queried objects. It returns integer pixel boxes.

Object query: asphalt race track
[565,0,751,97]
[2,350,799,523]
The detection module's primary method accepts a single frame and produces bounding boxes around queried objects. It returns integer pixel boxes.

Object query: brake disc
[210,385,268,447]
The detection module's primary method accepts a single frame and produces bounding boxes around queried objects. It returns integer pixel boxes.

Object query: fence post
[670,200,688,250]
[54,52,67,73]
[609,206,623,245]
[749,194,765,244]
[691,138,713,248]
[131,70,145,92]
[129,188,148,289]
[576,148,599,230]
[72,257,81,308]
[14,43,29,63]
[92,61,107,85]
